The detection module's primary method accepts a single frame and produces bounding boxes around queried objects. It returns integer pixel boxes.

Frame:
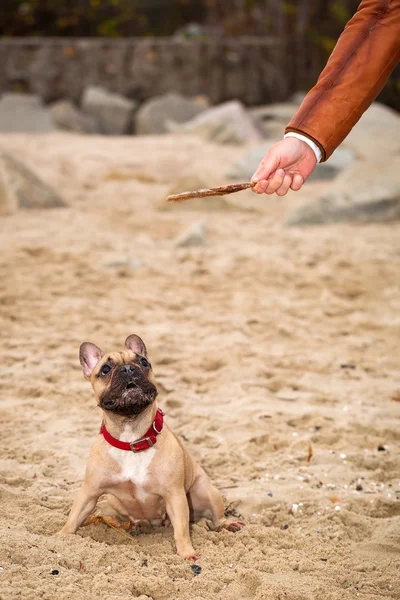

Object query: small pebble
[267,493,273,497]
[340,364,356,369]
[334,506,341,511]
[190,564,202,576]
[340,453,346,459]
[50,569,59,575]
[283,524,289,530]
[377,445,386,451]
[356,484,363,491]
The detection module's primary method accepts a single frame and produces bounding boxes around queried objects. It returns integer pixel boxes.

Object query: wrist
[284,132,321,163]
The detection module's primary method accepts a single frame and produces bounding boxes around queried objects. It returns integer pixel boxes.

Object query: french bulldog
[60,334,244,560]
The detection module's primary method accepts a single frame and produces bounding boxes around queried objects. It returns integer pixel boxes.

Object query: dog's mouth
[100,376,158,416]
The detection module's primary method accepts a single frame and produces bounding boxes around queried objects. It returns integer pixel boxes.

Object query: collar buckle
[130,436,154,452]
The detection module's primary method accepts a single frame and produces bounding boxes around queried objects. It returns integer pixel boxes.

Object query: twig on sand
[85,514,135,541]
[307,444,313,462]
[167,181,255,203]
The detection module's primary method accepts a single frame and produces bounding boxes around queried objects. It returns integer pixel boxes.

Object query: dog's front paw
[177,543,199,561]
[55,527,74,536]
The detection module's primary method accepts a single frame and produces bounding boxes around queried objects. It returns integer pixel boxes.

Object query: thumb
[251,150,280,183]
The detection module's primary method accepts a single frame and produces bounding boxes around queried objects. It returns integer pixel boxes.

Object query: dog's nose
[119,365,136,375]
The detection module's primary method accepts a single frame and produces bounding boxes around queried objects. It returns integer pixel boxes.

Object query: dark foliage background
[1,1,398,109]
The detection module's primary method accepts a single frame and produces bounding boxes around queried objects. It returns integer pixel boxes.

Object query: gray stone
[228,143,354,181]
[50,100,99,134]
[343,102,400,160]
[0,152,65,216]
[0,93,54,133]
[175,221,207,247]
[290,91,307,105]
[249,103,299,124]
[135,93,204,135]
[104,258,144,270]
[167,100,261,145]
[81,86,136,135]
[285,157,400,226]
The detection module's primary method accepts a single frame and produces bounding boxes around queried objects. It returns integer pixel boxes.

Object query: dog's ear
[125,334,147,358]
[79,342,103,378]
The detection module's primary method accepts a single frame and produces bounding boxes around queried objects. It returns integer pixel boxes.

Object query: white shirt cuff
[284,132,322,163]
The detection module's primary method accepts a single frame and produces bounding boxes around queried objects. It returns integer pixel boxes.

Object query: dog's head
[79,335,158,416]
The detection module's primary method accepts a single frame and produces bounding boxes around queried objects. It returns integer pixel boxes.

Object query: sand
[0,132,399,600]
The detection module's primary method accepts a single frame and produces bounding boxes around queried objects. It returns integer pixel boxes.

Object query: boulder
[343,102,400,160]
[290,91,307,105]
[50,100,99,134]
[228,143,354,181]
[249,103,298,125]
[0,93,54,133]
[0,152,65,216]
[175,221,207,248]
[135,93,204,135]
[160,176,235,211]
[285,157,400,226]
[167,100,262,145]
[81,86,136,135]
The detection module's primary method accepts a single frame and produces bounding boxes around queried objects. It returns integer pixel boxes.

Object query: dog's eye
[101,364,111,375]
[139,357,150,369]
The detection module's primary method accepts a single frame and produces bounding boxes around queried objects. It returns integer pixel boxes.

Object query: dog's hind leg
[187,469,245,532]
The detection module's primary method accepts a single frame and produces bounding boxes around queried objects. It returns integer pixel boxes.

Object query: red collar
[100,408,164,453]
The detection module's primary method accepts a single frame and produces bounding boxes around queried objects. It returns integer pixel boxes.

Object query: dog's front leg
[60,483,101,534]
[165,490,198,561]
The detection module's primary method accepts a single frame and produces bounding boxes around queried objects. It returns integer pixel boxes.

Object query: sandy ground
[0,132,399,600]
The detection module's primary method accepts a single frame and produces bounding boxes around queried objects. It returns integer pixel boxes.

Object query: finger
[251,179,268,194]
[251,153,279,184]
[276,174,293,197]
[265,169,285,194]
[290,174,304,191]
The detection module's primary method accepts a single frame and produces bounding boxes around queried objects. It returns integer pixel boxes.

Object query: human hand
[251,137,317,196]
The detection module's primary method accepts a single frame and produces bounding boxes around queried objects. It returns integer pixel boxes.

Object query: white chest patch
[108,426,156,487]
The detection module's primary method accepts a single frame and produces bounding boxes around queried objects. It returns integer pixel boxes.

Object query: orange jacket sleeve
[285,0,400,161]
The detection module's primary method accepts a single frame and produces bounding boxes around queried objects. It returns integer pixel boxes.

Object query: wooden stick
[167,181,254,203]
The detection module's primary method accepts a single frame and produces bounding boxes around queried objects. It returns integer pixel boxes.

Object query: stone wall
[0,37,293,106]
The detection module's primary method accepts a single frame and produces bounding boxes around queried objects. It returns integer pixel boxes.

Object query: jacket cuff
[284,127,327,162]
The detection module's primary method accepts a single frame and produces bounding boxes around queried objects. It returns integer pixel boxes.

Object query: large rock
[166,100,262,145]
[50,100,99,134]
[0,152,65,216]
[175,221,207,248]
[249,103,298,125]
[228,142,354,181]
[135,93,204,135]
[81,86,136,135]
[248,103,298,139]
[290,91,307,106]
[0,93,54,133]
[343,102,400,160]
[286,157,400,226]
